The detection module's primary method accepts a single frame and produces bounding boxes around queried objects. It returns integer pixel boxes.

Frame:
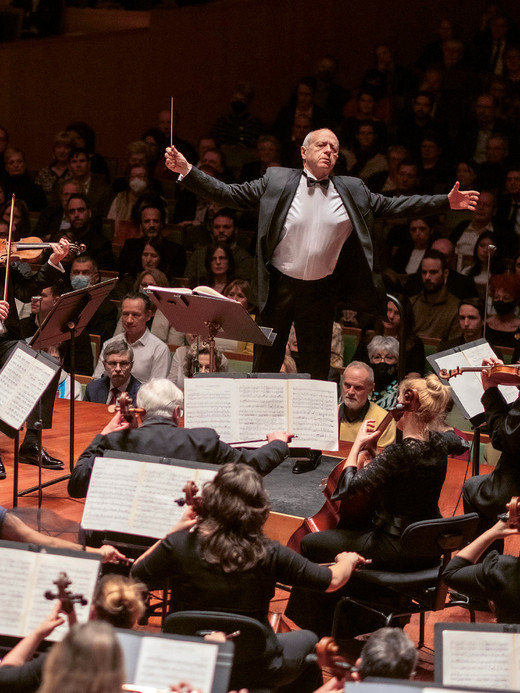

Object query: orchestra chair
[331,512,480,648]
[89,334,101,364]
[163,610,270,693]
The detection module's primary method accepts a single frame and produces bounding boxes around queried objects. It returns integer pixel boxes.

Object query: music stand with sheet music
[146,286,275,371]
[428,338,520,477]
[116,628,234,693]
[22,278,117,498]
[0,342,60,507]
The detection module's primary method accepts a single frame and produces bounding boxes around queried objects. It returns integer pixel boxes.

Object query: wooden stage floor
[0,400,507,682]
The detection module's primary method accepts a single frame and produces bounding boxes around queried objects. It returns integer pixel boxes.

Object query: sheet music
[442,630,517,690]
[134,637,218,693]
[0,348,56,430]
[24,551,100,640]
[184,378,338,450]
[0,545,100,640]
[82,458,217,538]
[436,340,518,420]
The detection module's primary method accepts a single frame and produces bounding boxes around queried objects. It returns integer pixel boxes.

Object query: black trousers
[253,268,337,381]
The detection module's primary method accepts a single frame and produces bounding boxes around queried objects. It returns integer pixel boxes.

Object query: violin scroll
[44,572,87,626]
[174,480,204,515]
[108,392,146,426]
[310,637,352,679]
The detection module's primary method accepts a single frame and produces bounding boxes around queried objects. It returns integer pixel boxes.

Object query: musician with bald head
[166,128,479,381]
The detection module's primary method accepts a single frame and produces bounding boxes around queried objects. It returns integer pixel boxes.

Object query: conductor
[166,129,479,380]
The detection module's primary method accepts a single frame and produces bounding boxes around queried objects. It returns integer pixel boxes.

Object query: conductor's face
[301,129,339,180]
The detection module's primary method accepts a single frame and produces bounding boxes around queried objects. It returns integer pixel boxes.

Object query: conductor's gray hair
[136,378,184,419]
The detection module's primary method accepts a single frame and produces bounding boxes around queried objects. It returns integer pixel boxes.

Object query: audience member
[93,293,170,383]
[451,190,497,272]
[485,273,520,349]
[34,130,73,195]
[68,147,113,218]
[183,342,227,378]
[410,249,462,341]
[313,54,349,127]
[1,146,47,212]
[203,242,235,293]
[342,121,387,183]
[210,81,265,149]
[85,338,140,406]
[366,335,399,409]
[337,361,396,447]
[274,76,330,145]
[34,179,83,241]
[367,144,408,193]
[65,120,110,182]
[238,134,281,182]
[58,193,114,269]
[107,163,155,244]
[462,229,506,299]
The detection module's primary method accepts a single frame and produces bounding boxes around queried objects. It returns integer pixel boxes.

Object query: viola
[0,236,86,264]
[498,496,520,529]
[439,364,520,386]
[44,571,87,627]
[307,636,352,679]
[108,391,146,426]
[174,480,204,515]
[287,388,420,552]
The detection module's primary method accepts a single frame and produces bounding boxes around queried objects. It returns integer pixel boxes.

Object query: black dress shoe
[19,445,64,470]
[292,452,322,474]
[0,457,6,480]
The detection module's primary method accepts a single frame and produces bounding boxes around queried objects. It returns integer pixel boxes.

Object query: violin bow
[3,194,15,301]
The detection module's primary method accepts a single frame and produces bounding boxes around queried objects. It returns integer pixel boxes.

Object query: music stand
[23,278,117,497]
[146,286,275,371]
[0,341,60,507]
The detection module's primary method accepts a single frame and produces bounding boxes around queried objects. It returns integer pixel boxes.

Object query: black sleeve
[0,654,45,692]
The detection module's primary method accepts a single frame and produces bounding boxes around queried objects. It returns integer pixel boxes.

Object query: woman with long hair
[37,621,125,693]
[203,242,235,293]
[132,463,367,693]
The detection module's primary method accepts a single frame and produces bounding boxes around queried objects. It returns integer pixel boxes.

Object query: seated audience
[451,190,497,272]
[108,163,156,244]
[486,273,520,349]
[341,120,387,184]
[68,147,113,219]
[462,229,506,299]
[239,134,281,182]
[69,379,292,498]
[390,217,435,275]
[34,179,82,242]
[85,338,140,406]
[34,130,73,195]
[183,343,227,378]
[131,462,368,693]
[93,293,170,384]
[65,120,110,182]
[1,146,47,212]
[410,249,462,341]
[203,242,235,293]
[366,335,399,409]
[338,362,396,447]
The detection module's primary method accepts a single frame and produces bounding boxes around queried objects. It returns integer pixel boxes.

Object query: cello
[287,388,419,552]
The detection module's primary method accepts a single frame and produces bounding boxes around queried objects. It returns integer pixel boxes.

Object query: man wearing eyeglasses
[84,338,141,406]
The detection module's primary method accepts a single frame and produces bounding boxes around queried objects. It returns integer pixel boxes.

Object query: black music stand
[21,278,117,499]
[146,286,275,370]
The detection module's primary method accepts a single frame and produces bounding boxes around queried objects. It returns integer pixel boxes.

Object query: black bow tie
[306,175,329,189]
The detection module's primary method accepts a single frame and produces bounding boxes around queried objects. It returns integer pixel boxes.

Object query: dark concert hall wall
[0,0,516,169]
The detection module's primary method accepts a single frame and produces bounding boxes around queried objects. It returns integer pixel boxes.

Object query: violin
[498,496,520,529]
[0,236,86,264]
[174,480,204,515]
[307,637,352,679]
[44,571,87,627]
[439,364,520,386]
[287,388,420,552]
[108,391,146,426]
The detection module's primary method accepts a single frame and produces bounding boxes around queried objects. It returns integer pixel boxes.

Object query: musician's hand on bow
[267,431,294,444]
[0,300,9,321]
[481,355,502,391]
[98,544,128,564]
[48,237,71,266]
[101,411,130,435]
[165,145,192,177]
[448,182,480,211]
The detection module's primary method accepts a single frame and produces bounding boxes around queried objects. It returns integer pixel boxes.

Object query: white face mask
[129,178,147,194]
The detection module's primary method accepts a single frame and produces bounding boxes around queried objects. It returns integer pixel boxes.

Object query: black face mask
[372,362,397,389]
[493,300,516,316]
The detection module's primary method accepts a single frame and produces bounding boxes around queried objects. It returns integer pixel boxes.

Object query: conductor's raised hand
[165,145,191,177]
[448,182,480,211]
[481,355,502,391]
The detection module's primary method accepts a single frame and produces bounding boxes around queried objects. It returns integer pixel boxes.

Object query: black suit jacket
[68,416,288,498]
[180,166,450,315]
[84,374,141,405]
